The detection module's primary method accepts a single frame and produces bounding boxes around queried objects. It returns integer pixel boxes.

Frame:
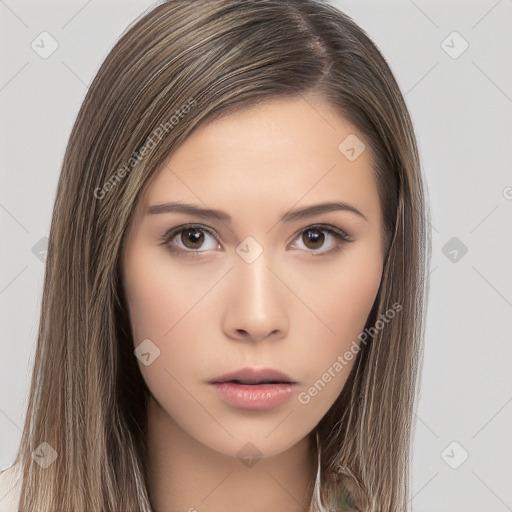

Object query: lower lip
[210,382,296,410]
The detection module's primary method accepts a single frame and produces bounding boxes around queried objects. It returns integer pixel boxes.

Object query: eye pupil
[303,229,324,249]
[182,228,204,249]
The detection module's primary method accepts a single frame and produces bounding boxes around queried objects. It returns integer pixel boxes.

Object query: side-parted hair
[14,1,431,510]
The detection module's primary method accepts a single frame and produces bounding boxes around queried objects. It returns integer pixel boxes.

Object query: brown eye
[302,228,325,250]
[180,228,205,249]
[290,225,351,254]
[162,223,351,257]
[162,224,221,255]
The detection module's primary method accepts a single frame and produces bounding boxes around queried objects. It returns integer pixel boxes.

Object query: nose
[221,249,289,343]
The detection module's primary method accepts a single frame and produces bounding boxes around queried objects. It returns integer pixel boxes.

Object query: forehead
[141,96,381,226]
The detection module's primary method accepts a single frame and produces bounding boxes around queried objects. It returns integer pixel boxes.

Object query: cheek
[123,246,200,342]
[305,241,383,339]
[122,248,206,413]
[122,245,211,383]
[333,261,382,333]
[293,244,382,407]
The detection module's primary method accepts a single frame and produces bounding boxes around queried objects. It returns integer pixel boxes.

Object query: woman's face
[121,95,384,459]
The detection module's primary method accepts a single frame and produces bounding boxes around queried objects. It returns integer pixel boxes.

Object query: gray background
[1,0,511,510]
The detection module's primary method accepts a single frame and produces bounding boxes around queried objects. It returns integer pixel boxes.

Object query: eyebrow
[147,201,368,223]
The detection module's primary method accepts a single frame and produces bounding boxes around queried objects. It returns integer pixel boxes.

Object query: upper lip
[210,366,297,385]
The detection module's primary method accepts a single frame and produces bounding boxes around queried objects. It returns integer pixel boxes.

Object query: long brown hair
[13,1,431,510]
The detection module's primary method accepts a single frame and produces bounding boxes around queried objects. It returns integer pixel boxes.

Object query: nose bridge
[223,239,288,339]
[236,244,278,313]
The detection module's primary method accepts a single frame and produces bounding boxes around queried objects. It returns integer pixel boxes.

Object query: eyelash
[159,223,352,258]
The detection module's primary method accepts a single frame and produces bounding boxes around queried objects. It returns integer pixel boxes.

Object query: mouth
[209,366,297,386]
[222,379,289,385]
[208,366,298,410]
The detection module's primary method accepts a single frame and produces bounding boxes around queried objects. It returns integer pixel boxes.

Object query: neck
[145,396,317,512]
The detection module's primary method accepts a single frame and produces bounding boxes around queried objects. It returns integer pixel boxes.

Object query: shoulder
[0,462,22,512]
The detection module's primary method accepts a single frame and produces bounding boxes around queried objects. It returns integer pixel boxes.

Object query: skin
[121,94,385,512]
